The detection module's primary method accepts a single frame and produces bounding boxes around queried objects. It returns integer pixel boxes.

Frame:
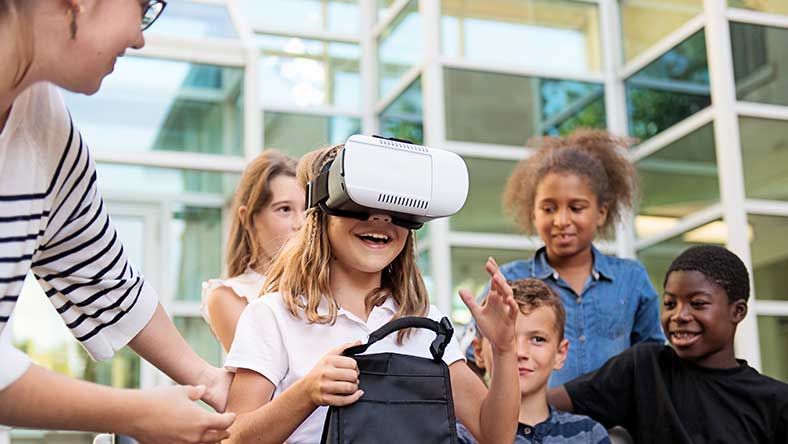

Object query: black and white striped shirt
[0,83,157,390]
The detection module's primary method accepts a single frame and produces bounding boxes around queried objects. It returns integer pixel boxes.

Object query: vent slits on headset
[377,193,428,209]
[378,139,428,153]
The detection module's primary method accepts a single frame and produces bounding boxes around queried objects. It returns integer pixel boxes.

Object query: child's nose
[672,304,693,322]
[293,211,305,231]
[516,337,530,359]
[368,214,392,223]
[553,208,570,226]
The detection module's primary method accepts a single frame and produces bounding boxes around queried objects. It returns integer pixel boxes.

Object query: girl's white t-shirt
[199,269,265,324]
[225,292,464,444]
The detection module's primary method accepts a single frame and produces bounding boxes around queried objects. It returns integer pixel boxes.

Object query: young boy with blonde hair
[458,278,610,444]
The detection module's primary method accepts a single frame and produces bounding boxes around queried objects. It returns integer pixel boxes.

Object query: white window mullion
[421,0,452,315]
[225,0,262,160]
[704,0,761,370]
[600,0,636,259]
[361,0,379,134]
[728,7,788,30]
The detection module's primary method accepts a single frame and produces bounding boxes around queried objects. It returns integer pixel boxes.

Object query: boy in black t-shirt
[548,245,788,444]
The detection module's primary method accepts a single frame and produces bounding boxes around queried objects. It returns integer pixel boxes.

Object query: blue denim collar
[531,245,615,282]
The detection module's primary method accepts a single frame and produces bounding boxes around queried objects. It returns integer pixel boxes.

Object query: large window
[637,220,726,294]
[451,157,519,234]
[97,163,239,197]
[731,23,788,108]
[64,58,245,156]
[626,31,710,141]
[635,124,719,239]
[759,316,788,383]
[444,68,605,146]
[739,117,788,202]
[750,214,788,302]
[240,0,360,34]
[620,0,703,61]
[257,35,361,110]
[379,79,423,144]
[264,112,360,156]
[149,1,237,38]
[378,0,421,98]
[171,206,224,302]
[441,0,601,73]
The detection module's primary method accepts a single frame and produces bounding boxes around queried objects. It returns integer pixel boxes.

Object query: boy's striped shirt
[456,407,611,444]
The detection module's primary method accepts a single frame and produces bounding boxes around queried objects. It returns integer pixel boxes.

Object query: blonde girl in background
[202,149,304,352]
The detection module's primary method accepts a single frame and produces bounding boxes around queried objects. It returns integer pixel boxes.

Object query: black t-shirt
[565,343,788,444]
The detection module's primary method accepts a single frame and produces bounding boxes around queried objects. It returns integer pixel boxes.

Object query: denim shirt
[470,245,666,388]
[456,406,611,444]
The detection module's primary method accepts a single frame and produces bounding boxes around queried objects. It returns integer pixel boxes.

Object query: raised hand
[128,384,236,444]
[302,341,364,407]
[458,257,518,354]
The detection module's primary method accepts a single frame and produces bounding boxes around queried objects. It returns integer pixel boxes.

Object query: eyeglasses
[141,0,167,31]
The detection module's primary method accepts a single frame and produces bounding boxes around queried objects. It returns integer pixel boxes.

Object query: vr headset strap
[343,316,454,361]
[306,170,330,210]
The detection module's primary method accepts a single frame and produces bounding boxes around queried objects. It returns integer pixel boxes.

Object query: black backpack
[319,316,459,444]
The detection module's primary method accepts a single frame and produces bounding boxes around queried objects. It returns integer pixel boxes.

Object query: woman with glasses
[0,2,236,444]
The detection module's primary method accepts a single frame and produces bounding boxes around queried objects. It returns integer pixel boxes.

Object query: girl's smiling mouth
[356,232,391,247]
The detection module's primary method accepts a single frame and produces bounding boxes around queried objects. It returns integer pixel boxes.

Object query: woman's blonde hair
[225,149,297,277]
[264,145,429,341]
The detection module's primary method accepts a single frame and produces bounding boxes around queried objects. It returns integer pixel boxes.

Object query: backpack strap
[343,316,454,361]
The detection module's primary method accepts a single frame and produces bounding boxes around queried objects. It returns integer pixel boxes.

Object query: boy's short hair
[478,278,566,341]
[664,245,750,303]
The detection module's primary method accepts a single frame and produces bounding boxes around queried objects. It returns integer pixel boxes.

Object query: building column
[703,0,761,369]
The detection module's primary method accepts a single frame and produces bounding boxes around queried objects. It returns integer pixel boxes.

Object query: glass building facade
[7,1,788,442]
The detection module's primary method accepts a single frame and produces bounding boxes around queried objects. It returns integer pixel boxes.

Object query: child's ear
[472,337,486,370]
[596,202,608,227]
[731,299,748,324]
[553,338,569,371]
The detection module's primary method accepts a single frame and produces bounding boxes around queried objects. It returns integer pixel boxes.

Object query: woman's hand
[301,342,364,407]
[127,385,236,444]
[458,257,518,354]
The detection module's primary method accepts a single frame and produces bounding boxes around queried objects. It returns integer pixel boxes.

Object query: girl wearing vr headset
[202,149,304,352]
[223,145,522,444]
[466,130,665,389]
[0,1,235,443]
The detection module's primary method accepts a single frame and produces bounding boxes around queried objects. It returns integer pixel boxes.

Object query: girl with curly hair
[470,129,665,388]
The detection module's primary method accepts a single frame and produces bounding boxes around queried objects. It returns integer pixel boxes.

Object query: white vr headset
[306,135,469,229]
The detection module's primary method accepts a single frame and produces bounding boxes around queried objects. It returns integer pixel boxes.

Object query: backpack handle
[343,316,454,361]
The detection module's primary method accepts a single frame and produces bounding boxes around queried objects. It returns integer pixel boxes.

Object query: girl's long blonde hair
[225,149,297,278]
[264,145,429,341]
